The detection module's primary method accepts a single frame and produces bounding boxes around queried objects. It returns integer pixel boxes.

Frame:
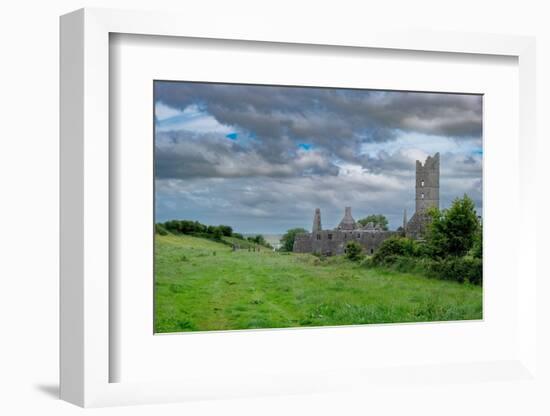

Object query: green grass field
[154,234,483,333]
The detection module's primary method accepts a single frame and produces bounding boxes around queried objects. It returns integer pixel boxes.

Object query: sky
[154,81,483,234]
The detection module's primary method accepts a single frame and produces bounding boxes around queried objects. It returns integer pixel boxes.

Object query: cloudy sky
[154,81,482,234]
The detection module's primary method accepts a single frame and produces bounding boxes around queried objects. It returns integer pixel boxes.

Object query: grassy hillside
[155,234,482,333]
[221,236,257,249]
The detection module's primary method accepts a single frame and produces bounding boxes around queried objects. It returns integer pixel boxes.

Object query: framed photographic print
[60,8,539,408]
[152,81,483,334]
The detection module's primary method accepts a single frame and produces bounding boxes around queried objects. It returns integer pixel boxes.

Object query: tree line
[155,220,272,248]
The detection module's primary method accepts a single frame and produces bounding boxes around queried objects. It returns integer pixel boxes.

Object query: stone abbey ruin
[293,153,440,256]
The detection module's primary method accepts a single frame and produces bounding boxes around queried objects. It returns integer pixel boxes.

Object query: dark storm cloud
[155,82,482,142]
[154,81,483,232]
[154,83,482,180]
[155,130,340,179]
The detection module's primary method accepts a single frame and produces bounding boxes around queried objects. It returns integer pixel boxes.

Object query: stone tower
[337,207,357,230]
[403,208,408,230]
[415,152,440,213]
[406,153,440,240]
[312,208,322,232]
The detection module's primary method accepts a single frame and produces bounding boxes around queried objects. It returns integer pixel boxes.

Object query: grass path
[155,234,482,332]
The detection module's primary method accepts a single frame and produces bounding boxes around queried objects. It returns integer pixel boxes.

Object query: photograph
[154,81,483,333]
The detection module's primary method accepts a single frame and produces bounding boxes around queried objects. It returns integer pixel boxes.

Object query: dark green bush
[218,225,233,237]
[371,237,419,265]
[345,241,363,262]
[366,254,482,285]
[470,225,483,259]
[425,195,481,258]
[161,219,235,238]
[428,257,482,285]
[155,223,168,235]
[466,259,483,285]
[164,220,207,235]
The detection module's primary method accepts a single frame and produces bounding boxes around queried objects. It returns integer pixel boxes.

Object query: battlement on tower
[416,152,440,170]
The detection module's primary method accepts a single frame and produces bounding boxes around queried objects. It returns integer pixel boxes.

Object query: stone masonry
[293,153,440,255]
[405,152,440,240]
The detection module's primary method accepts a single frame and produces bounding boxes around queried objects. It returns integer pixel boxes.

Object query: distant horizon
[155,195,479,236]
[155,81,482,234]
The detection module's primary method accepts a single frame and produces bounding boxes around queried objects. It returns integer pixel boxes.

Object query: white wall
[0,1,548,415]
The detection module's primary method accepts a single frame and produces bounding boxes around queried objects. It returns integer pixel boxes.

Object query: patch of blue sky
[298,143,312,151]
[230,131,259,148]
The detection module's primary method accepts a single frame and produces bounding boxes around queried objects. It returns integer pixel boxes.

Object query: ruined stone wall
[356,230,398,254]
[405,212,431,240]
[294,153,440,254]
[293,233,313,253]
[311,230,346,255]
[293,230,398,255]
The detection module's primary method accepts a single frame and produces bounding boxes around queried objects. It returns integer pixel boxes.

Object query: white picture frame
[60,8,538,408]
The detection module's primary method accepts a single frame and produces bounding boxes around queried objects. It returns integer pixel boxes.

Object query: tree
[212,227,223,240]
[193,221,207,233]
[371,236,418,264]
[345,241,363,261]
[280,228,308,252]
[471,223,482,259]
[358,214,389,230]
[155,223,168,235]
[426,195,480,258]
[252,235,266,245]
[217,225,233,237]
